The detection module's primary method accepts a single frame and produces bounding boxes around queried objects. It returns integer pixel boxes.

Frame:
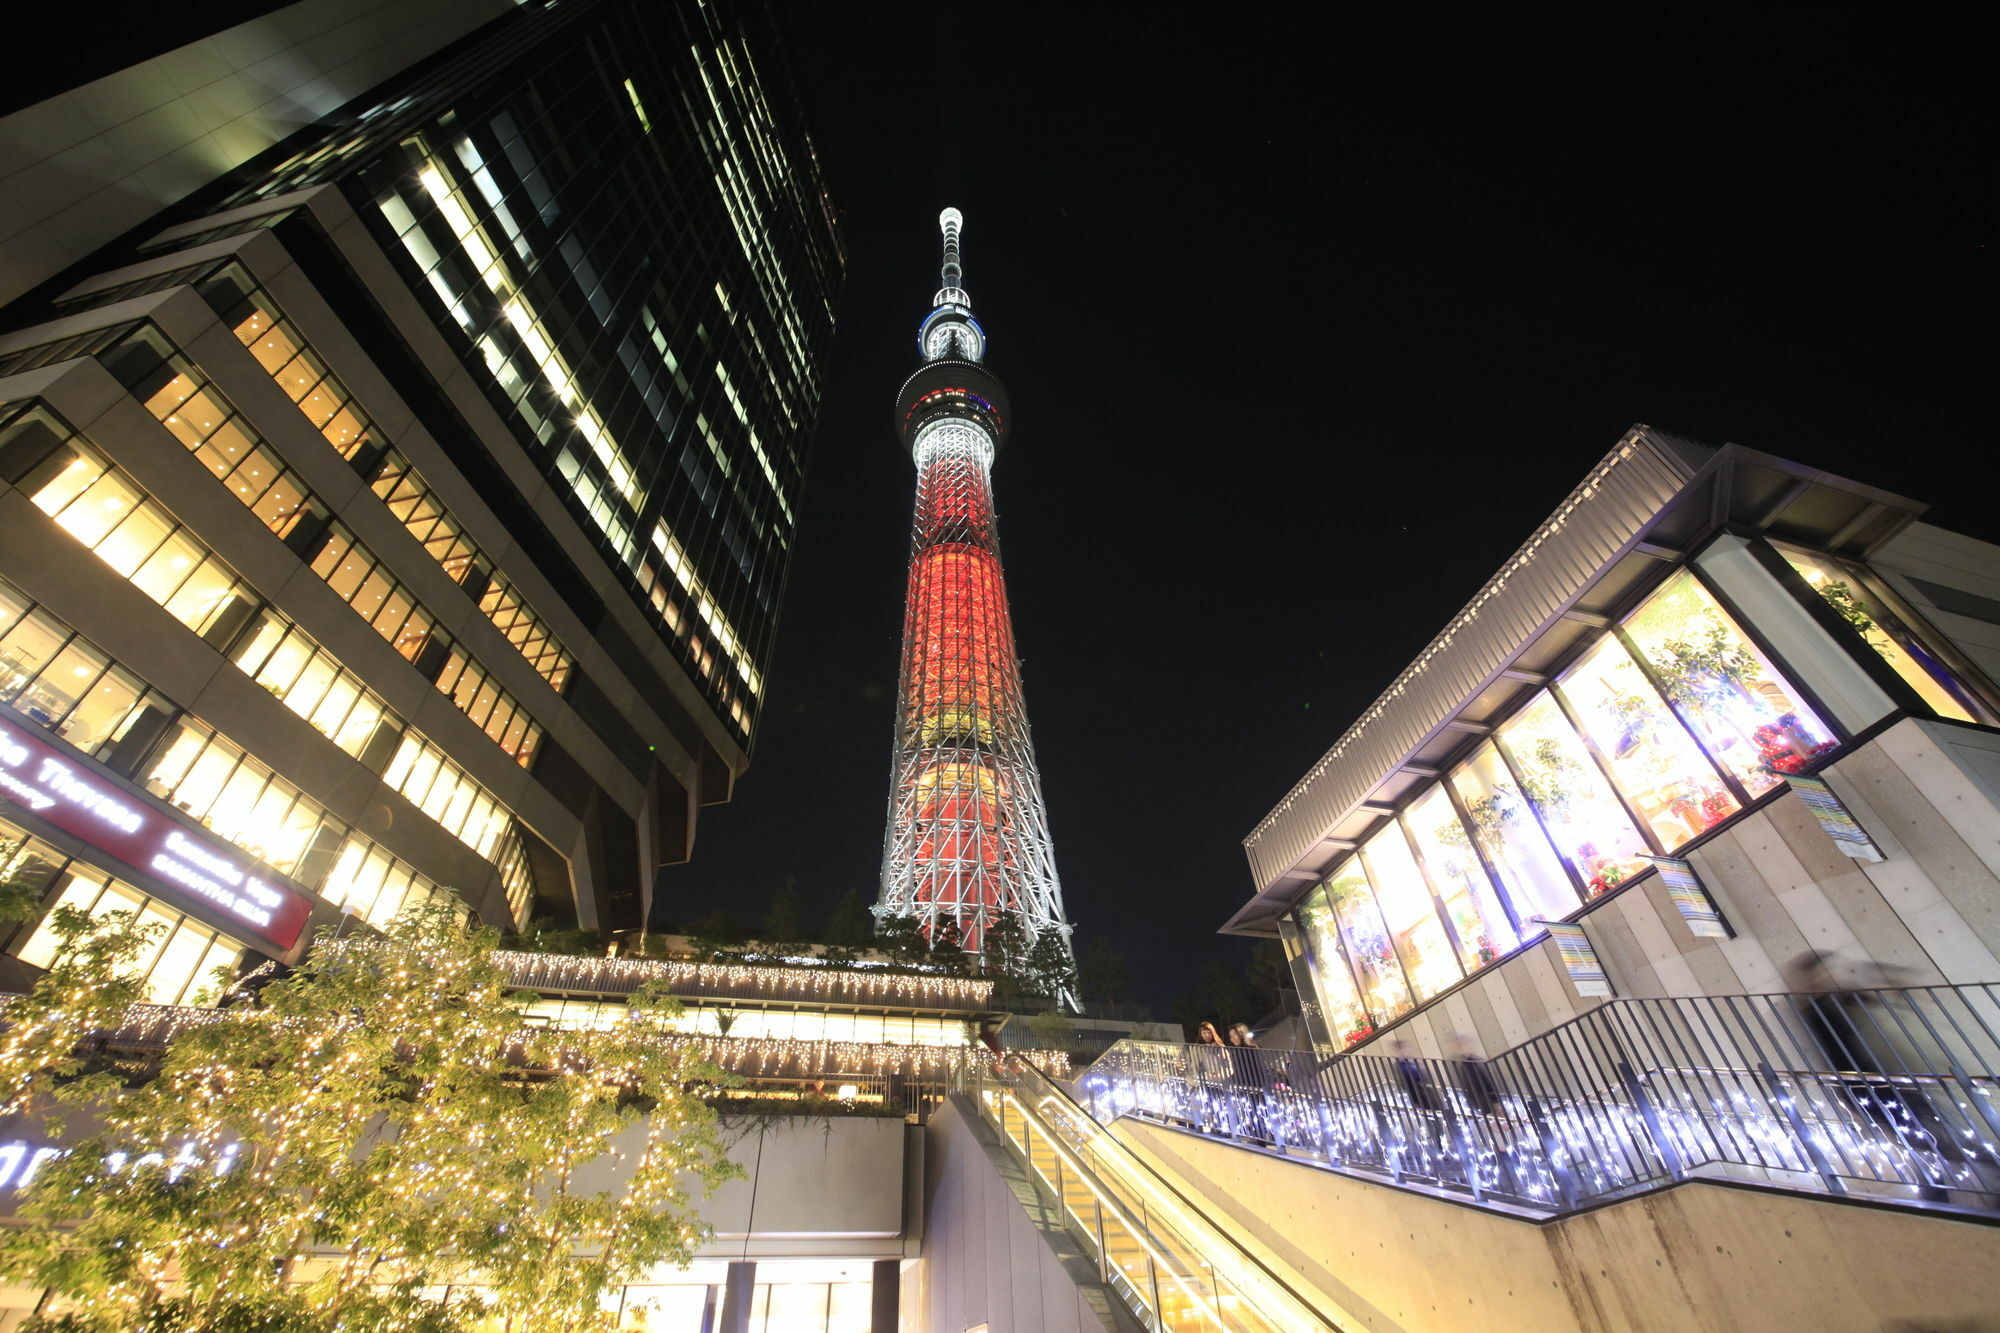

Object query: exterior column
[871,1258,901,1331]
[717,1260,756,1333]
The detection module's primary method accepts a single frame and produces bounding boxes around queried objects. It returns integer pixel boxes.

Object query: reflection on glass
[1497,692,1651,897]
[7,860,244,1006]
[1624,571,1836,792]
[1556,635,1738,847]
[1403,786,1518,970]
[1295,885,1371,1044]
[1360,824,1463,1001]
[1448,742,1579,928]
[1778,546,1996,726]
[1325,864,1412,1022]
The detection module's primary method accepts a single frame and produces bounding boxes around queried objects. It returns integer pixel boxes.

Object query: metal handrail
[1080,983,2000,1217]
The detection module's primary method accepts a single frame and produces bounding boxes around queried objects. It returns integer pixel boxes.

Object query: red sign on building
[0,716,313,950]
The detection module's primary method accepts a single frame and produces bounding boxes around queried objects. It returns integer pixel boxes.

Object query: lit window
[1401,785,1519,970]
[1777,545,1996,726]
[1447,741,1579,928]
[1622,570,1836,791]
[1294,883,1371,1042]
[1556,636,1739,846]
[1496,692,1650,897]
[1358,823,1462,1002]
[622,77,653,133]
[1323,862,1412,1022]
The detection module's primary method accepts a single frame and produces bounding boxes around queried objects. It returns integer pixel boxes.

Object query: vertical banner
[1785,775,1886,863]
[1535,919,1614,997]
[1644,856,1733,939]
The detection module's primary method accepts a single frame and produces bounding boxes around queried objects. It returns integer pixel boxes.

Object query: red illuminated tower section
[879,209,1071,964]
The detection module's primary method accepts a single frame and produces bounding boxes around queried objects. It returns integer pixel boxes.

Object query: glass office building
[0,0,841,996]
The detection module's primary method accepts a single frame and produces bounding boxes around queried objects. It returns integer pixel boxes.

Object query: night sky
[8,7,1980,1014]
[654,8,1984,1009]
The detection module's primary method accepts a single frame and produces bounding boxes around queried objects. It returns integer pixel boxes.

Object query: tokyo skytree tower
[878,208,1071,959]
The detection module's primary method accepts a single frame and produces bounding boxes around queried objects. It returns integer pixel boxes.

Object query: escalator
[959,1057,1347,1333]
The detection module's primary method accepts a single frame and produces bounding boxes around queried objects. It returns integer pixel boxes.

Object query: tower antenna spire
[935,207,967,309]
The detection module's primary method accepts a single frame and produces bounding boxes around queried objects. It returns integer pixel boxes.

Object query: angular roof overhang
[1223,425,1927,937]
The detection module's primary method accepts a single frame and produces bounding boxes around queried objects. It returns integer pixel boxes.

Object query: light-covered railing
[1081,985,2000,1215]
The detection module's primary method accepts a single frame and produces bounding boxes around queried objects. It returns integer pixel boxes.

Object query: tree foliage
[926,917,970,977]
[759,882,808,957]
[1026,929,1076,1001]
[820,891,874,963]
[684,910,750,961]
[1174,958,1258,1040]
[871,913,927,967]
[978,910,1030,992]
[0,905,740,1331]
[1076,937,1133,1005]
[0,899,161,1128]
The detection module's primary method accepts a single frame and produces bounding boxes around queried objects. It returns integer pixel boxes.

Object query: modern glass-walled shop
[1290,540,1997,1047]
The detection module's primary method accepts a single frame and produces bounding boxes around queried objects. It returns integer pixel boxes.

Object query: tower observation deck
[878,209,1071,964]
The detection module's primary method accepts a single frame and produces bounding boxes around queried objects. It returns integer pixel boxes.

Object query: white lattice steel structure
[879,209,1071,962]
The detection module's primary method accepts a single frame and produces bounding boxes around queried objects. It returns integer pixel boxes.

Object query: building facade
[0,947,1016,1330]
[1227,427,2000,1059]
[877,210,1070,960]
[0,0,842,1001]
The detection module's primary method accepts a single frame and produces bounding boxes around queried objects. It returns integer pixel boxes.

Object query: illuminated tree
[0,905,739,1331]
[0,844,161,1129]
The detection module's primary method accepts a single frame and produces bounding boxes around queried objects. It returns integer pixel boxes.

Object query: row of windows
[519,996,974,1047]
[320,838,456,933]
[434,644,539,772]
[135,209,292,256]
[310,523,438,655]
[0,574,520,937]
[20,423,261,643]
[106,319,546,768]
[143,354,318,542]
[0,575,496,933]
[1292,545,1998,1045]
[492,821,535,925]
[381,730,512,861]
[8,329,541,773]
[370,449,574,690]
[52,258,224,317]
[0,581,175,763]
[166,273,562,758]
[0,403,528,876]
[141,716,348,886]
[229,615,394,761]
[1,820,250,1008]
[223,290,376,461]
[373,139,771,735]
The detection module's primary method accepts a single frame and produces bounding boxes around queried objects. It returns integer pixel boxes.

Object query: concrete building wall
[1876,520,2000,690]
[0,0,510,309]
[1363,716,2000,1061]
[1118,1118,2000,1333]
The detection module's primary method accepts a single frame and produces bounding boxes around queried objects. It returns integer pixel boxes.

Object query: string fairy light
[493,950,995,1008]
